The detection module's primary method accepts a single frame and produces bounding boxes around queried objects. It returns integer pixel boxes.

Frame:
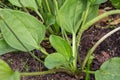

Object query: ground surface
[0,1,120,80]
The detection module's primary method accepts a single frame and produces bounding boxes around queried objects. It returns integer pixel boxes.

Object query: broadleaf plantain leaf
[0,59,20,80]
[50,35,72,61]
[0,39,17,55]
[45,53,67,69]
[0,9,45,51]
[95,58,120,80]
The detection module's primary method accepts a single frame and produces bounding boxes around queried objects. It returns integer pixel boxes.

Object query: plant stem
[77,2,90,46]
[81,3,90,26]
[83,70,95,74]
[21,69,73,76]
[77,10,120,46]
[36,10,44,23]
[82,26,120,70]
[35,0,44,22]
[85,56,94,80]
[76,2,91,67]
[29,52,44,64]
[85,10,120,29]
[20,69,58,76]
[45,0,52,14]
[72,33,77,72]
[38,46,49,56]
[53,0,59,14]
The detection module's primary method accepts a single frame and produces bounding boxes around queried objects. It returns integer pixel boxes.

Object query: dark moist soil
[0,1,120,80]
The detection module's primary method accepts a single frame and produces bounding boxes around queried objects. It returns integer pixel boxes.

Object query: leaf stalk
[82,26,120,70]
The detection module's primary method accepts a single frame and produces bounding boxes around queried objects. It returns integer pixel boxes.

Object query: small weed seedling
[0,0,120,80]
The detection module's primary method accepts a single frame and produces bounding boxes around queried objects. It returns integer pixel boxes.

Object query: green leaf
[79,3,99,33]
[8,0,38,11]
[94,0,107,4]
[85,4,99,23]
[0,59,13,80]
[0,9,45,51]
[45,53,67,69]
[0,59,20,80]
[95,57,120,80]
[46,13,55,27]
[50,35,72,61]
[110,0,120,9]
[57,0,65,8]
[56,0,84,33]
[0,39,17,55]
[5,71,20,80]
[8,0,43,20]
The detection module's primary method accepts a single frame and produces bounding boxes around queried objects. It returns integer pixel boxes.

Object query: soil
[0,1,120,80]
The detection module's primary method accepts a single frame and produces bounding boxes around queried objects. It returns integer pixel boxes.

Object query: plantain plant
[0,0,120,80]
[8,0,65,34]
